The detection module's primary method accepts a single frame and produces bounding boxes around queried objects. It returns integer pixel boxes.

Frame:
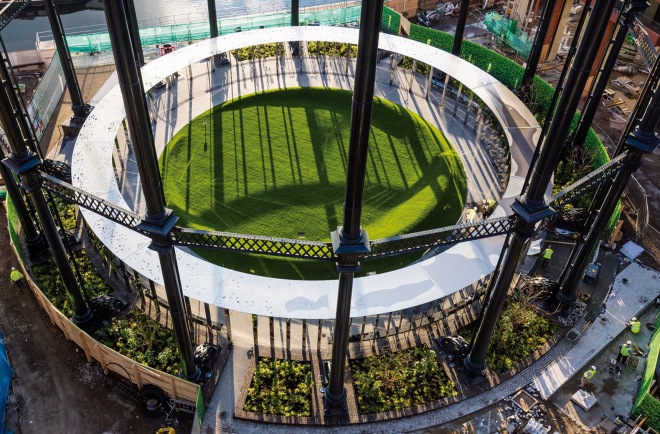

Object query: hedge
[406,23,618,232]
[632,312,660,431]
[5,195,23,258]
[381,6,401,35]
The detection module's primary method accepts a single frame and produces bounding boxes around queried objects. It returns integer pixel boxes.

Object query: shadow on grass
[161,88,467,279]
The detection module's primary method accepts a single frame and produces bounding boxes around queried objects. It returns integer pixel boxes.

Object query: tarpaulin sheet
[0,333,13,431]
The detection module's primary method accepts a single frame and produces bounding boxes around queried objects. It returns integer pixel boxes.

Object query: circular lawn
[160,88,467,279]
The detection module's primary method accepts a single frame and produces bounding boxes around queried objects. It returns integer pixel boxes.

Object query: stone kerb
[72,26,540,321]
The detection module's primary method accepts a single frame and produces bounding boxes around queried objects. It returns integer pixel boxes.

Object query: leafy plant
[94,311,181,375]
[349,346,457,414]
[236,43,284,61]
[32,249,111,317]
[306,41,357,57]
[243,357,313,416]
[463,301,558,374]
[50,195,77,231]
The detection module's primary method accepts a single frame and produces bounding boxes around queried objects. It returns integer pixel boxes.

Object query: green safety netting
[65,6,362,53]
[483,12,533,57]
[632,312,660,430]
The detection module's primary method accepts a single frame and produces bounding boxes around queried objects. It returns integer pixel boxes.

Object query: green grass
[160,88,466,279]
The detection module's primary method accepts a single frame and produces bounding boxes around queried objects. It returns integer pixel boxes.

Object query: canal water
[1,0,342,51]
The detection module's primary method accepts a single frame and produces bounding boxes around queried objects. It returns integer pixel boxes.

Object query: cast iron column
[207,0,220,67]
[557,2,640,286]
[463,0,619,377]
[0,57,92,325]
[0,144,42,252]
[43,0,90,118]
[325,0,382,416]
[571,1,644,149]
[452,0,470,56]
[292,0,299,26]
[559,81,659,300]
[103,0,200,380]
[520,0,556,95]
[123,0,144,67]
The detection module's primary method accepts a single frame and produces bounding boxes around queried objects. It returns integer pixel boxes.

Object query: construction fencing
[4,200,201,406]
[624,174,660,260]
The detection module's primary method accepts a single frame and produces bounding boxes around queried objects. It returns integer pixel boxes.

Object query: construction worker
[581,365,596,387]
[628,317,641,334]
[541,245,554,270]
[10,266,24,289]
[617,341,632,364]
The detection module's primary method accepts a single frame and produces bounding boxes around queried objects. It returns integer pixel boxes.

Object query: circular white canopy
[72,26,540,319]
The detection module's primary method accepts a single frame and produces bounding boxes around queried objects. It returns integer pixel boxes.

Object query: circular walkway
[72,26,539,319]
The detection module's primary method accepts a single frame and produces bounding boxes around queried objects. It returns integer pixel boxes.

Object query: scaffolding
[36,5,362,54]
[484,12,534,57]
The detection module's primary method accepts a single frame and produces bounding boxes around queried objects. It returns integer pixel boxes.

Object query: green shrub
[95,311,180,375]
[306,41,356,57]
[236,43,284,61]
[50,195,77,231]
[350,346,457,414]
[32,249,111,317]
[483,302,557,373]
[243,358,313,416]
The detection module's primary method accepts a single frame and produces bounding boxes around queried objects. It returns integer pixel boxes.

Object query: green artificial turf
[160,88,466,279]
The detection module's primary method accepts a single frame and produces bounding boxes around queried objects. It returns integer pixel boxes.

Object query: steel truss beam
[549,152,629,210]
[0,0,29,31]
[171,227,334,260]
[366,216,514,259]
[40,173,144,231]
[41,153,628,261]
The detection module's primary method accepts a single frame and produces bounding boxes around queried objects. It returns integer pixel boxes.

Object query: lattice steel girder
[0,0,29,31]
[549,152,628,210]
[40,172,144,232]
[170,227,335,260]
[366,216,515,259]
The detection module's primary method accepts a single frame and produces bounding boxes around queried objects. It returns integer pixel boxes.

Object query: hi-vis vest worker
[543,247,554,259]
[630,317,641,333]
[584,367,596,379]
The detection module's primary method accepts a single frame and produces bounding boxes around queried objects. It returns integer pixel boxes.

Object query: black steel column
[43,0,90,118]
[103,0,200,380]
[325,0,382,416]
[292,0,299,27]
[556,3,639,286]
[464,0,619,377]
[0,144,42,251]
[520,0,556,94]
[207,0,220,68]
[123,0,144,67]
[559,82,659,301]
[571,1,644,149]
[0,57,92,325]
[525,0,618,208]
[452,0,470,56]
